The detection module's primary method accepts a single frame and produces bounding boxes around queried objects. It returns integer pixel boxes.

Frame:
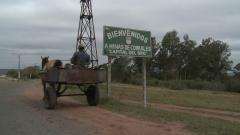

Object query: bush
[131,78,226,91]
[22,66,40,79]
[169,81,186,90]
[224,79,240,92]
[183,80,225,91]
[155,80,185,90]
[147,78,160,86]
[114,73,233,92]
[6,70,18,78]
[129,76,142,85]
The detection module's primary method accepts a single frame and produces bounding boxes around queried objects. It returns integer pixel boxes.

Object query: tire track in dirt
[123,100,240,123]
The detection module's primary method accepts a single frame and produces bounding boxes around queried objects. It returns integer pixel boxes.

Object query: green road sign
[103,26,152,57]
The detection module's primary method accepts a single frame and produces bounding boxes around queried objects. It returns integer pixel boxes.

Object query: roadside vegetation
[108,30,240,93]
[99,83,240,113]
[9,29,240,134]
[73,83,240,135]
[75,30,240,134]
[6,66,40,80]
[99,97,240,135]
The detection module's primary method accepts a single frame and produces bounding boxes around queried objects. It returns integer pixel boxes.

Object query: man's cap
[78,44,85,49]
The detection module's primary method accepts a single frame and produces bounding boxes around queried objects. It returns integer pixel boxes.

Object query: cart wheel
[86,85,99,106]
[43,86,57,109]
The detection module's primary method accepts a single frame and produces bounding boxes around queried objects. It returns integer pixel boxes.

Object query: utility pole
[18,54,21,80]
[11,52,22,80]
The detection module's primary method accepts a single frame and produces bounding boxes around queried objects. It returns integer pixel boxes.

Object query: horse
[41,56,63,71]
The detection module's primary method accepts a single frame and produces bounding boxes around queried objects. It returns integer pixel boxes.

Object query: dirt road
[0,79,193,135]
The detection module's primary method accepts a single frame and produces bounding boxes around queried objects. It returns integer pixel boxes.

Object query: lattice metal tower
[76,0,98,68]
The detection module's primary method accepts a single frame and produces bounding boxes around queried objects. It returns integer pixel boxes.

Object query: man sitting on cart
[71,44,90,68]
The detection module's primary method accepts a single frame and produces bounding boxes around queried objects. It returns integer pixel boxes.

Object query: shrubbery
[6,66,40,80]
[148,80,225,91]
[6,69,18,78]
[22,66,40,79]
[224,79,240,92]
[115,76,240,92]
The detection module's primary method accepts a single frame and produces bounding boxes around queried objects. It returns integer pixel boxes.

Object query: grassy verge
[99,97,240,135]
[98,83,240,113]
[72,83,240,135]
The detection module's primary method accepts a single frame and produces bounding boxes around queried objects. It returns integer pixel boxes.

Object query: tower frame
[76,0,98,68]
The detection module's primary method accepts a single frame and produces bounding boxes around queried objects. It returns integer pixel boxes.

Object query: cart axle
[58,94,86,97]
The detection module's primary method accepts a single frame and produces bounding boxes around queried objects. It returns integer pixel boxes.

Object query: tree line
[111,30,233,82]
[7,66,40,79]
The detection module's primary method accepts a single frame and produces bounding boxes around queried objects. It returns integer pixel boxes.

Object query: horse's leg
[56,84,62,96]
[42,81,47,100]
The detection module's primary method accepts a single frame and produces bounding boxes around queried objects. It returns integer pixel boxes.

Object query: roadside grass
[72,83,240,135]
[98,83,240,113]
[99,97,240,135]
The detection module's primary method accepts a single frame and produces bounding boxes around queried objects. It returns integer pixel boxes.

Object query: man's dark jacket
[71,51,90,67]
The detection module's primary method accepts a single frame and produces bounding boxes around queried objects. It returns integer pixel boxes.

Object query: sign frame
[103,26,152,58]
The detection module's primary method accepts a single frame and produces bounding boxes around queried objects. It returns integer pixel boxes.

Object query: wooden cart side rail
[39,68,107,84]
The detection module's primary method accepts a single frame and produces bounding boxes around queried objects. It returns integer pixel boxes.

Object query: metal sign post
[107,56,112,97]
[18,55,21,80]
[143,58,147,108]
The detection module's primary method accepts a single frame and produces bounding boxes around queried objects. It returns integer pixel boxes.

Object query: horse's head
[41,56,49,70]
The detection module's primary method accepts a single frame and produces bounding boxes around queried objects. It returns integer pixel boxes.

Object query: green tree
[111,57,132,82]
[22,66,40,79]
[155,30,181,80]
[179,34,196,80]
[188,38,232,80]
[7,69,18,78]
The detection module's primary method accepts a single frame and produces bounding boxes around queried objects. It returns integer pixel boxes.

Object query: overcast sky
[0,0,240,69]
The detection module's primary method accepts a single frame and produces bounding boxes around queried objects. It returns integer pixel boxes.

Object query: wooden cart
[39,68,106,109]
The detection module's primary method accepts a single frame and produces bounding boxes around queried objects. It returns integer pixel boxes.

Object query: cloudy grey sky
[0,0,240,69]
